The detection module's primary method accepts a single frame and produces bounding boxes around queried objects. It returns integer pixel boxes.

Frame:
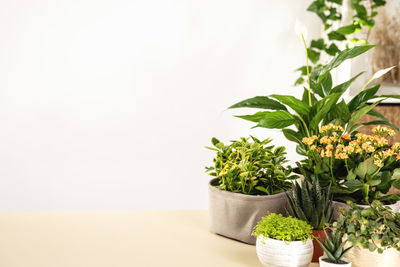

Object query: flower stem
[301,33,312,107]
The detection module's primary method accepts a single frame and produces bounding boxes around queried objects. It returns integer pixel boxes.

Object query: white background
[0,0,320,211]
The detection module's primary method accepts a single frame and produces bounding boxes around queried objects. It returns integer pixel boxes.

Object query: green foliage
[297,0,387,84]
[252,213,313,242]
[334,201,400,253]
[286,179,333,230]
[229,46,397,157]
[316,229,353,263]
[205,137,297,195]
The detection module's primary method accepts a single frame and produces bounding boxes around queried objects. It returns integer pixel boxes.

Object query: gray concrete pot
[208,178,289,245]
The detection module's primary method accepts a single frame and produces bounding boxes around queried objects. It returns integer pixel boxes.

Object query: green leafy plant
[205,136,297,195]
[300,124,400,204]
[286,178,333,230]
[229,45,399,157]
[334,201,400,253]
[252,213,313,242]
[316,229,353,264]
[296,0,387,85]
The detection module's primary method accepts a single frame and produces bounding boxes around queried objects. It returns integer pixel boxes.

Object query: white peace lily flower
[295,18,308,41]
[371,66,396,80]
[361,66,397,91]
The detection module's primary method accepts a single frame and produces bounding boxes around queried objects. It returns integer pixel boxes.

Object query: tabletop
[0,210,319,267]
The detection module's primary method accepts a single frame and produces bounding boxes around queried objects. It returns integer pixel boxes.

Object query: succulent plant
[316,229,353,264]
[286,178,333,230]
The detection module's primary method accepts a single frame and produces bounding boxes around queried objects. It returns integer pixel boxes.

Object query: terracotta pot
[312,230,326,262]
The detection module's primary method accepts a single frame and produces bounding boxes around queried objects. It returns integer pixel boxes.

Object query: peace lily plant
[229,44,399,157]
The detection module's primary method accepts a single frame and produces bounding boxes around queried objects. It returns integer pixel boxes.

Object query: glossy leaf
[270,94,310,115]
[236,111,296,129]
[229,96,287,110]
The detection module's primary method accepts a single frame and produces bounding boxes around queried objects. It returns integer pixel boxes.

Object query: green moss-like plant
[205,136,297,195]
[252,213,313,242]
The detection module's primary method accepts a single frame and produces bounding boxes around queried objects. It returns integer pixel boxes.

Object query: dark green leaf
[270,95,310,115]
[311,39,325,50]
[236,111,296,129]
[325,43,341,56]
[347,99,385,132]
[229,96,287,110]
[328,31,346,40]
[337,24,361,35]
[348,85,380,112]
[310,93,341,130]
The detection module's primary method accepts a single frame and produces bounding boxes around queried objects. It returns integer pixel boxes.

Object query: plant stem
[301,33,312,107]
[297,114,310,137]
[330,156,335,183]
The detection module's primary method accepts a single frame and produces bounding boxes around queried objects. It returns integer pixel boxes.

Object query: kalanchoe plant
[286,178,333,230]
[300,124,400,204]
[334,201,400,253]
[252,213,313,242]
[205,136,297,195]
[229,44,399,157]
[316,228,353,264]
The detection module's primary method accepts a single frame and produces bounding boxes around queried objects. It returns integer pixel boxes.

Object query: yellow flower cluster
[302,136,318,146]
[372,126,395,136]
[319,124,344,134]
[302,124,400,166]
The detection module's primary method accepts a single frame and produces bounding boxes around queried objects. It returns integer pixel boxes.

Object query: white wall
[0,0,320,211]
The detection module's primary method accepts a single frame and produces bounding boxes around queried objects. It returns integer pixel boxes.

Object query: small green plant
[334,201,400,253]
[205,136,297,195]
[316,229,353,264]
[252,213,313,242]
[286,178,333,230]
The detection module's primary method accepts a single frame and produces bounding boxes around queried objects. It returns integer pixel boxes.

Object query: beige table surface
[0,210,319,267]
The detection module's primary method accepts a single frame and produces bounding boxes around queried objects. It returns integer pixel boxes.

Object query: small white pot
[319,256,351,267]
[256,235,313,267]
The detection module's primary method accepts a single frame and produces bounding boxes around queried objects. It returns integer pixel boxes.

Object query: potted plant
[298,124,400,214]
[205,136,298,244]
[253,213,313,267]
[286,178,333,262]
[316,228,353,267]
[335,201,400,267]
[228,45,399,159]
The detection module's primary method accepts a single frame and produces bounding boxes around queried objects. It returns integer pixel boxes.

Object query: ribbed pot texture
[319,256,351,267]
[346,245,400,267]
[208,178,290,245]
[256,236,313,267]
[312,230,326,262]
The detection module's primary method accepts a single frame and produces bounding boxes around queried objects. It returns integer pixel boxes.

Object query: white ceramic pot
[346,245,400,267]
[319,256,351,267]
[256,235,313,267]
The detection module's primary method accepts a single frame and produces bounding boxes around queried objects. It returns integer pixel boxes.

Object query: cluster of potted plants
[205,43,400,267]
